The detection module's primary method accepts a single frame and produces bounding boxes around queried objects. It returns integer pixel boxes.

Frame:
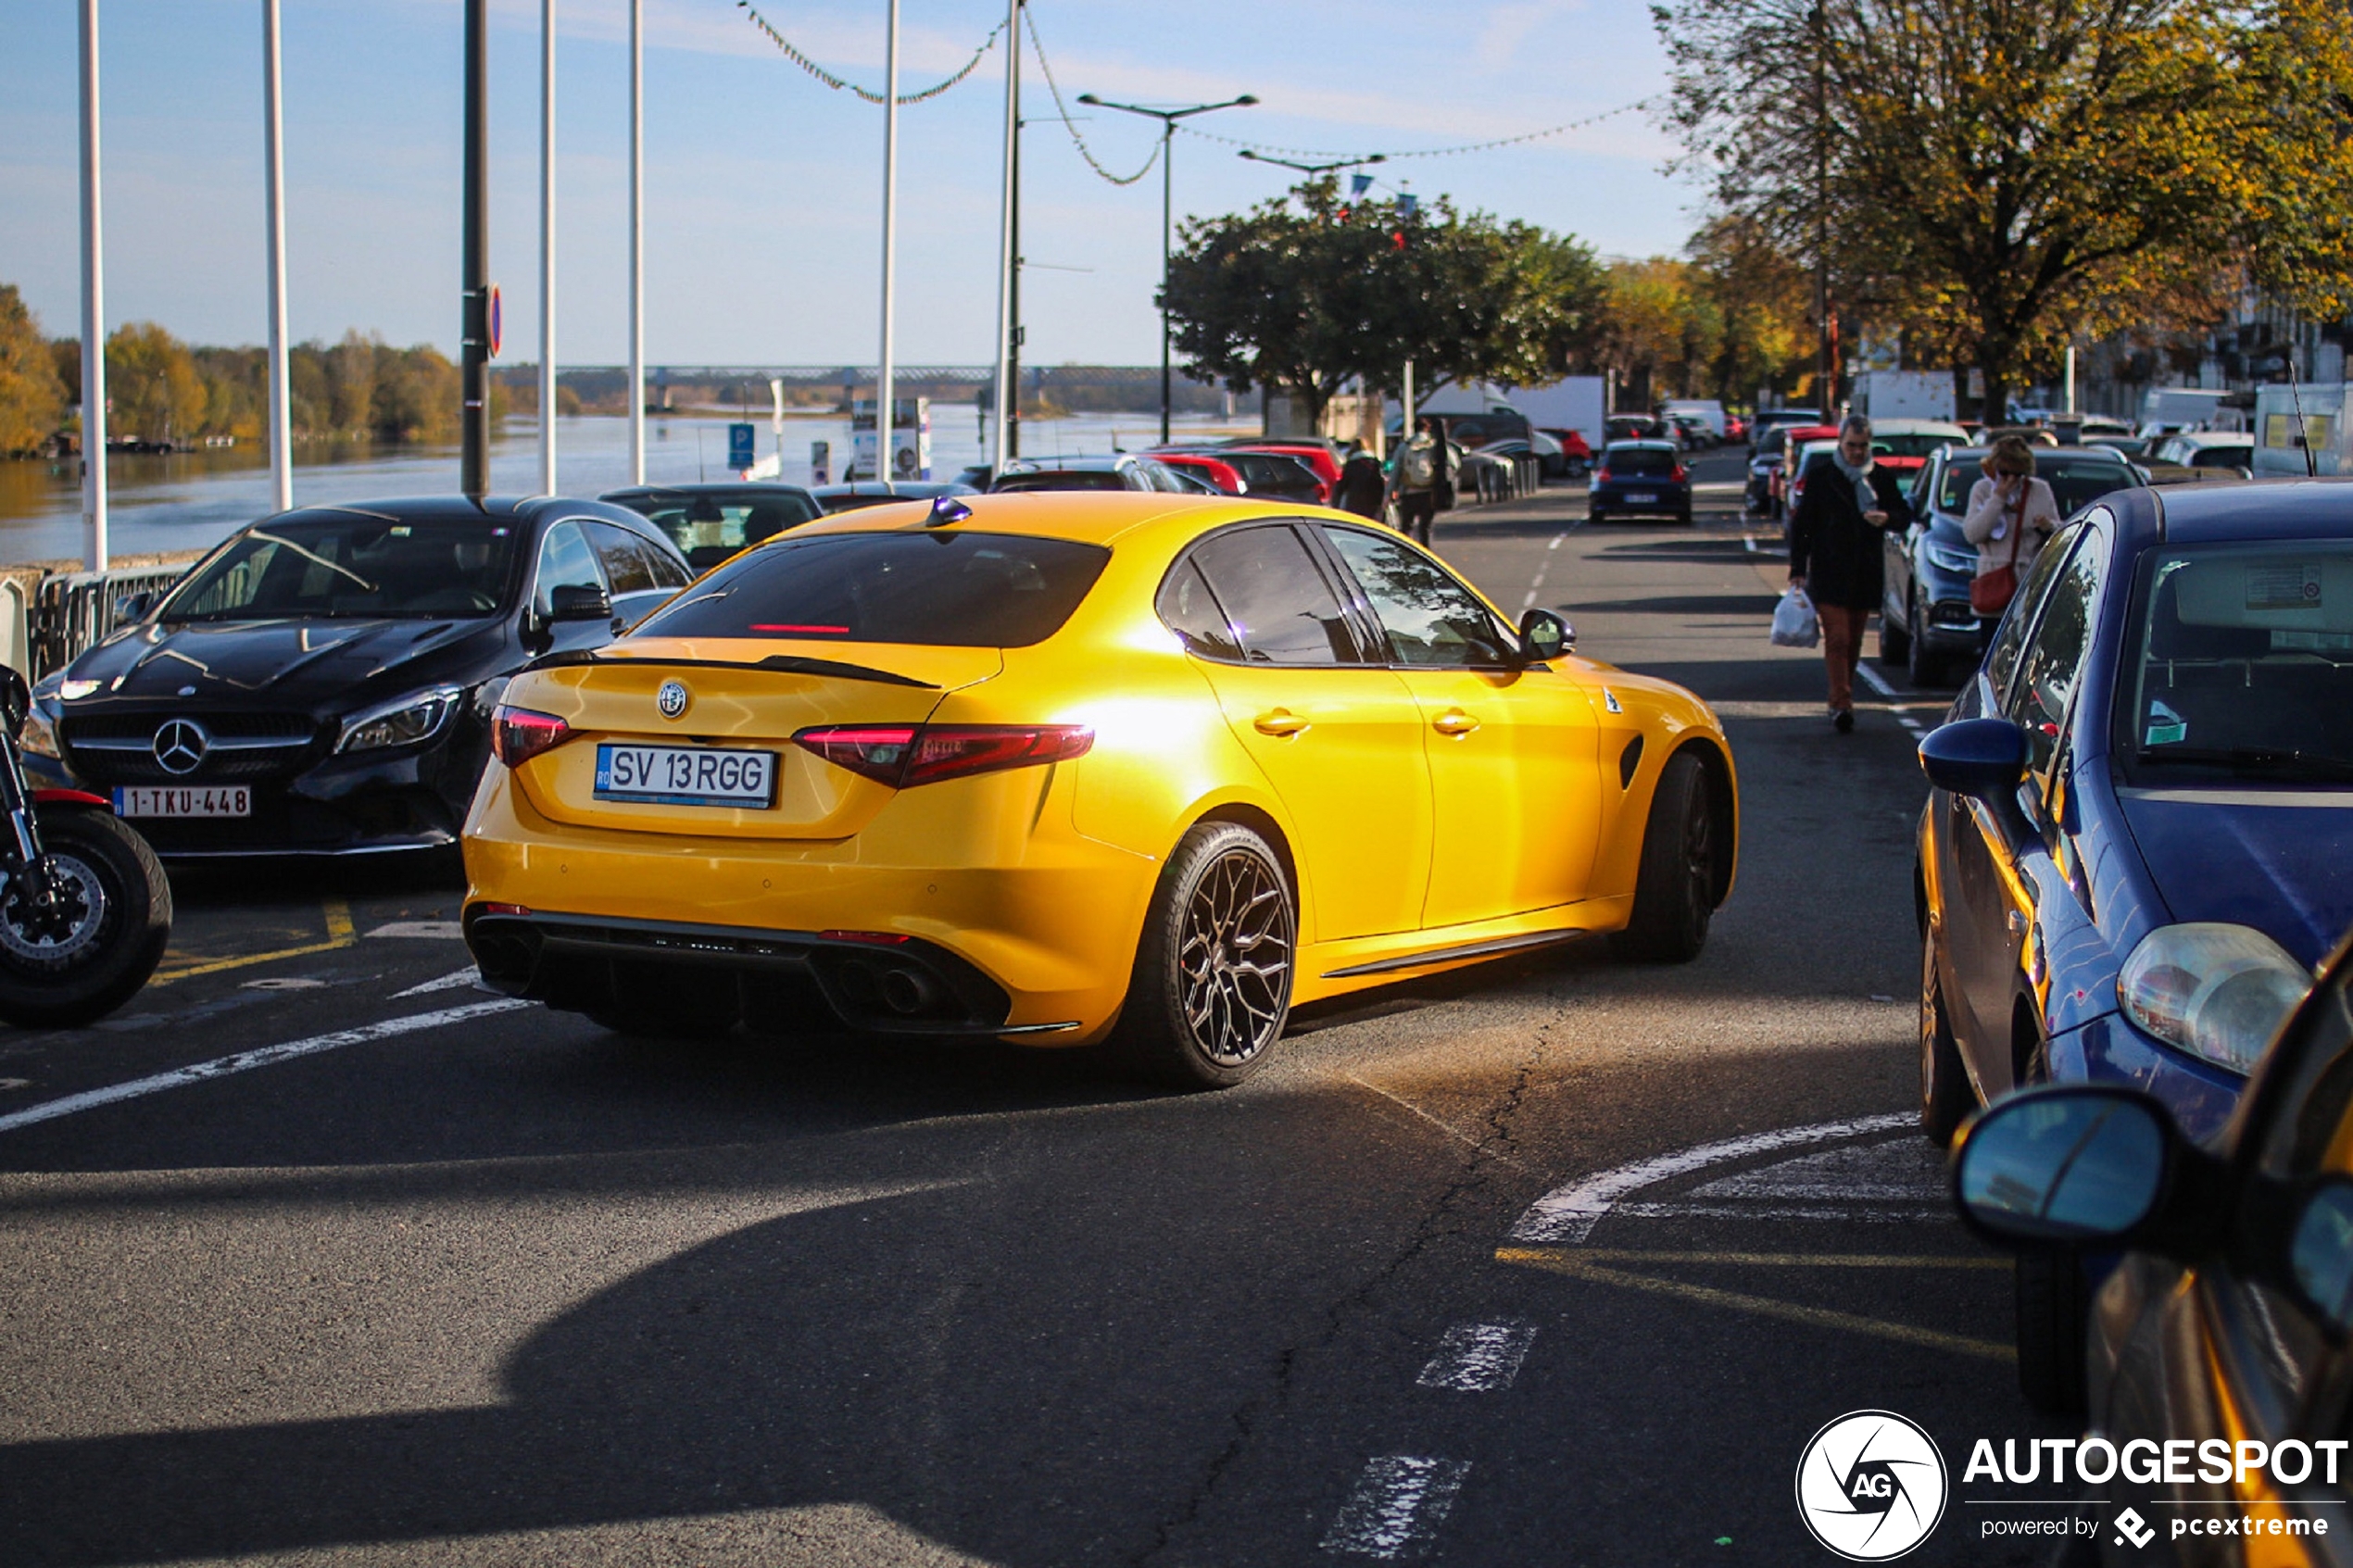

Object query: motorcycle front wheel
[0,809,172,1029]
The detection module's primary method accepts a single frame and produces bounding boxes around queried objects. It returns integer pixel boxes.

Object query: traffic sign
[486,284,502,358]
[728,422,756,471]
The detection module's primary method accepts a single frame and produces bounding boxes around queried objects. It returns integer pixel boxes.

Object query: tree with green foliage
[107,321,208,446]
[0,285,68,456]
[1163,178,1607,427]
[1655,0,2353,417]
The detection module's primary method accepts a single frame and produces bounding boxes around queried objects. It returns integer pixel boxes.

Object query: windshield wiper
[2138,746,2353,783]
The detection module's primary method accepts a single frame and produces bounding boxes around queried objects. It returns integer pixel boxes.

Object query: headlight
[2119,922,2313,1075]
[1925,543,1977,576]
[19,706,60,759]
[337,685,462,753]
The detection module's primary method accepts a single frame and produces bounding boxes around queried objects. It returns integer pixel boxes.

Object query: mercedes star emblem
[152,718,210,776]
[656,679,689,720]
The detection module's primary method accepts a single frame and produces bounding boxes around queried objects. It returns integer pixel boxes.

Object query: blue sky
[0,0,1698,368]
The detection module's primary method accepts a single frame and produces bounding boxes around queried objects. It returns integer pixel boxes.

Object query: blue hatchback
[1914,479,2353,1406]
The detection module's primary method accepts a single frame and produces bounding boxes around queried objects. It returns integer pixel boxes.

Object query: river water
[0,408,1255,567]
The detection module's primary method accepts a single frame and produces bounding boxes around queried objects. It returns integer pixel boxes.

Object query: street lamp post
[1237,149,1383,180]
[1075,91,1256,445]
[262,0,292,514]
[78,0,107,571]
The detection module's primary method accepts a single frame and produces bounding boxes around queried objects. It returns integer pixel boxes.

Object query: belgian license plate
[1626,492,1658,504]
[114,785,251,818]
[594,744,776,809]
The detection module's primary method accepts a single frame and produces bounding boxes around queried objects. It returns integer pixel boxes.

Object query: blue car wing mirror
[1919,717,2029,799]
[1954,1085,2176,1246]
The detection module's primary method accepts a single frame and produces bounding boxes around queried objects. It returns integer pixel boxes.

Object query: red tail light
[491,705,573,768]
[794,723,1094,788]
[1594,468,1611,483]
[1672,464,1689,483]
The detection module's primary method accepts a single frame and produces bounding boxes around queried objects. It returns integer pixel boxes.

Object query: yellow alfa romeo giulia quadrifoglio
[461,492,1737,1086]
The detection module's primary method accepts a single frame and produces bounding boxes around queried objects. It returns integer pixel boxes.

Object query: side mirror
[547,583,613,622]
[113,590,155,623]
[2290,1180,2353,1334]
[1955,1085,2173,1246]
[0,668,28,734]
[1518,608,1572,662]
[1918,717,2027,799]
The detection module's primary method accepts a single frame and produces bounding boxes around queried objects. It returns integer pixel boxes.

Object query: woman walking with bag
[1788,414,1911,732]
[1961,435,2060,617]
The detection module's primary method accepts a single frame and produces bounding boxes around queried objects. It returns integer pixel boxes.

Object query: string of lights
[736,1,1005,107]
[1179,96,1654,162]
[1021,8,1162,187]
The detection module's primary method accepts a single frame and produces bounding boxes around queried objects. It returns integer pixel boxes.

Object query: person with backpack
[1960,435,2060,618]
[1788,414,1912,732]
[1390,415,1452,545]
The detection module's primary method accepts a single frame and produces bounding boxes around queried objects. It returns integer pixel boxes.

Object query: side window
[1188,526,1358,666]
[533,521,604,616]
[2003,526,2106,775]
[1984,521,2084,700]
[585,521,662,596]
[1154,559,1244,660]
[644,540,691,589]
[1321,525,1513,667]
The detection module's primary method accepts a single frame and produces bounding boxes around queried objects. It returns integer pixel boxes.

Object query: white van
[1659,399,1727,441]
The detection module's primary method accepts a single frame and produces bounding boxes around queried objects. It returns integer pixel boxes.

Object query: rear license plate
[114,786,251,818]
[1625,492,1657,504]
[594,744,777,809]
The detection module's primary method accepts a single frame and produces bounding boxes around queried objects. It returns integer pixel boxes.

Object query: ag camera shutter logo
[1795,1410,1948,1560]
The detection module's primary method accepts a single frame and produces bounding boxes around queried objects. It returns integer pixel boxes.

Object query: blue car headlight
[1925,543,1977,577]
[336,685,463,754]
[2118,922,2313,1075]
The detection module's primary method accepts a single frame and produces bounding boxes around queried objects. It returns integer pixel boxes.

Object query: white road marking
[1689,1138,1944,1202]
[1521,589,1537,609]
[0,998,531,1135]
[1743,534,1760,553]
[366,919,466,939]
[241,977,327,991]
[1321,1456,1472,1558]
[1416,1321,1538,1392]
[1853,663,1928,736]
[1604,1201,1942,1223]
[1547,533,1565,550]
[392,966,488,999]
[1507,1112,1915,1243]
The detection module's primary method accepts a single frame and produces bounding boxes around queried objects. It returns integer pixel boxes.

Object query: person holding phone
[1789,414,1912,731]
[1961,435,2060,615]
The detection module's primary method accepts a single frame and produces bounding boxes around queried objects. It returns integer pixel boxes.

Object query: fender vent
[1617,734,1644,790]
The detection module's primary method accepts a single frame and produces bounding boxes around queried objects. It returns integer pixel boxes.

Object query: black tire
[1613,751,1717,963]
[1878,596,1912,665]
[0,808,172,1030]
[1587,508,1606,525]
[1675,508,1693,526]
[2015,1247,2090,1416]
[1112,822,1295,1090]
[1906,595,1946,686]
[1919,937,1972,1147]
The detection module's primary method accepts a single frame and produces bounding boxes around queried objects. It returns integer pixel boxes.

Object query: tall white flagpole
[875,0,900,484]
[989,0,1017,476]
[263,0,292,513]
[78,0,108,571]
[627,0,645,485]
[537,0,557,495]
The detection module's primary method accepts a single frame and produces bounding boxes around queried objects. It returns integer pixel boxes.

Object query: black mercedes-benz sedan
[20,495,691,859]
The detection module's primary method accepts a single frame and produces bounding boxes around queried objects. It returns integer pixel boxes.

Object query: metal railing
[31,565,189,680]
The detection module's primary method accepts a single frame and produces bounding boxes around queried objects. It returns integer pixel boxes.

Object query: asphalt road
[0,448,2073,1567]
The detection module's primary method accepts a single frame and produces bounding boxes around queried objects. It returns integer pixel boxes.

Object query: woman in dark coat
[1788,414,1911,731]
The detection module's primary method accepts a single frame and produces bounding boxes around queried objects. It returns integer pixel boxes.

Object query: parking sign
[728,422,756,471]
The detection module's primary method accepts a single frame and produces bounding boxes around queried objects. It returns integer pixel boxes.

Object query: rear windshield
[162,515,519,621]
[1873,433,1962,458]
[994,470,1127,493]
[1605,447,1677,476]
[634,530,1111,647]
[2117,542,2353,784]
[612,491,820,569]
[1936,456,2136,517]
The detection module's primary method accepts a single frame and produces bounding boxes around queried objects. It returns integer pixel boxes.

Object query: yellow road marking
[1564,1248,2007,1269]
[1494,1247,2016,1361]
[149,897,357,986]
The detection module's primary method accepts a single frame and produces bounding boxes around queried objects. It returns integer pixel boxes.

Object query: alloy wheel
[1176,849,1293,1068]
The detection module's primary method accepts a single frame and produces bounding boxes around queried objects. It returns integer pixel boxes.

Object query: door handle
[1432,709,1480,736]
[1253,709,1310,737]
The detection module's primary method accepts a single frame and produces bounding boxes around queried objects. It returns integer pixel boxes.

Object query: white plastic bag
[1771,586,1819,648]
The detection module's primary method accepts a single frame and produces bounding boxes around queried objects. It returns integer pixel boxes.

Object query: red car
[1224,442,1340,504]
[1768,424,1840,515]
[1155,453,1246,495]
